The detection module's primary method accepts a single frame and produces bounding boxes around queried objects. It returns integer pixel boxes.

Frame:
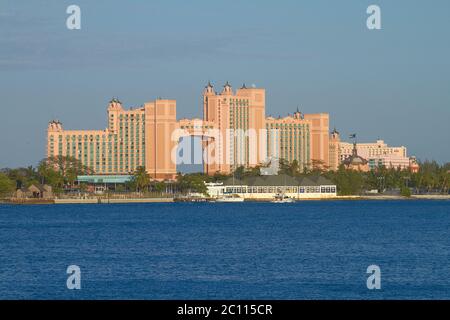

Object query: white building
[206,174,337,200]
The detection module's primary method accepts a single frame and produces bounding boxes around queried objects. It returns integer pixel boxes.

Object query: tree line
[0,156,91,196]
[276,159,450,196]
[1,156,449,197]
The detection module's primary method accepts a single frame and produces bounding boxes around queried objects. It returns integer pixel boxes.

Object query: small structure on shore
[14,184,53,199]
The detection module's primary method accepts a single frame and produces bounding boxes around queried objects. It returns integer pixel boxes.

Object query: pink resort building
[327,131,419,172]
[47,82,416,180]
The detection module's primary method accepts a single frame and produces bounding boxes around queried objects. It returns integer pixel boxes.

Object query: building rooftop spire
[110,97,122,104]
[221,81,233,95]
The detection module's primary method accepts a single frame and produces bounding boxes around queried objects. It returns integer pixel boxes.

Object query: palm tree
[133,166,150,192]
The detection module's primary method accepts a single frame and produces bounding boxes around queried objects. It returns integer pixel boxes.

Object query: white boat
[214,172,245,202]
[271,193,295,203]
[216,194,244,202]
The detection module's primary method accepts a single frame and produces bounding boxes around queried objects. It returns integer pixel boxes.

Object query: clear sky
[0,0,449,169]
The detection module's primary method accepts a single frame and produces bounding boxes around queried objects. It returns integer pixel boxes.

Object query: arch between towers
[173,119,220,176]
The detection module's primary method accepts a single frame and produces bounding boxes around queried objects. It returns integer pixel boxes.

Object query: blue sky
[0,0,449,168]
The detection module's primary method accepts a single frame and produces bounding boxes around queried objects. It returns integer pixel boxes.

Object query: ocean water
[0,200,449,300]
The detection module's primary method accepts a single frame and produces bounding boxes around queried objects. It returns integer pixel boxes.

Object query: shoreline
[1,194,449,205]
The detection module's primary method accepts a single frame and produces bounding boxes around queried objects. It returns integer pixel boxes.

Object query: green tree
[311,159,329,174]
[325,165,364,195]
[37,160,64,191]
[133,166,151,192]
[153,181,166,193]
[277,159,308,177]
[242,165,261,178]
[278,158,291,176]
[2,167,39,189]
[234,166,245,180]
[289,160,300,176]
[0,173,15,196]
[176,173,207,194]
[212,172,231,182]
[38,156,91,188]
[400,186,412,197]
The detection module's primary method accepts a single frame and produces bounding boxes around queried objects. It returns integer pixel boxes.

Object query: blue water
[0,200,449,299]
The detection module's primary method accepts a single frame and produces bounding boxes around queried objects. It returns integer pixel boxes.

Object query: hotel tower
[47,82,330,180]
